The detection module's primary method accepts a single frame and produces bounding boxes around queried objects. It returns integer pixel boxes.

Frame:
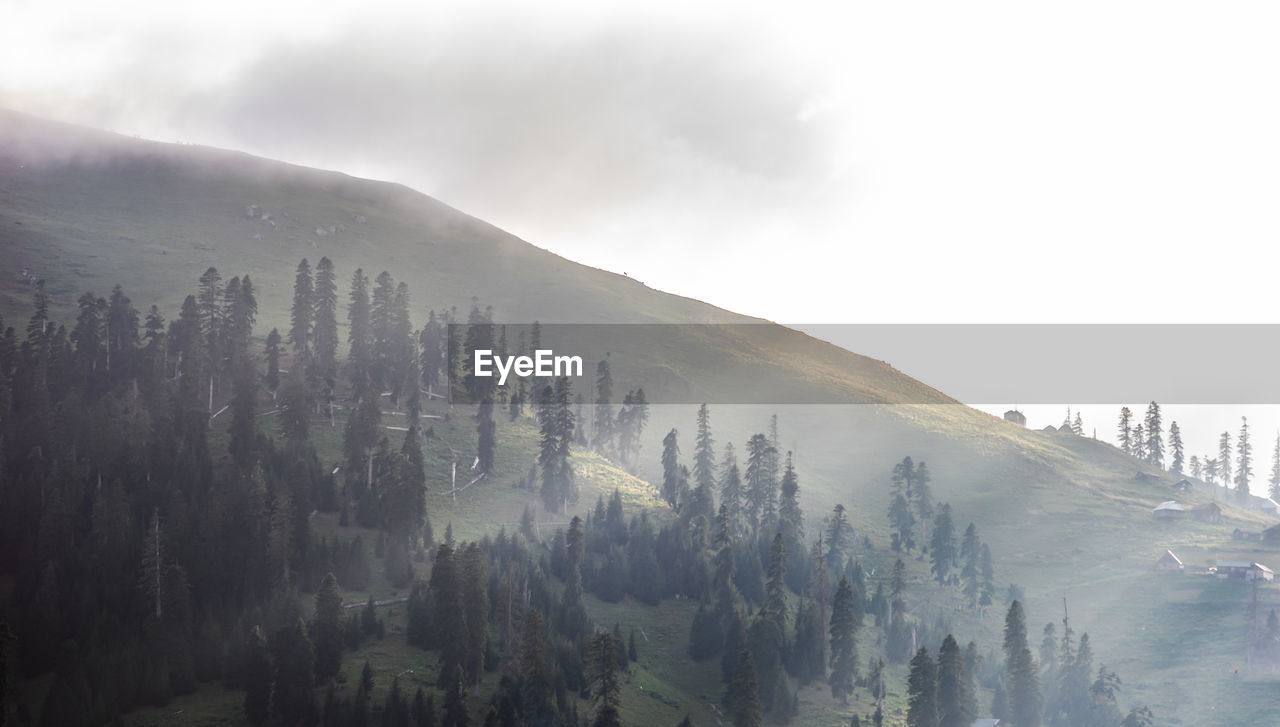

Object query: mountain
[2,108,1277,725]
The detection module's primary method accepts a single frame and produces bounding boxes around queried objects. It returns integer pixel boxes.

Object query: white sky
[5,0,1280,491]
[6,1,1280,325]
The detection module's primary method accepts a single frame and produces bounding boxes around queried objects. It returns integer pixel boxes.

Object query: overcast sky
[6,0,1280,326]
[6,0,1280,489]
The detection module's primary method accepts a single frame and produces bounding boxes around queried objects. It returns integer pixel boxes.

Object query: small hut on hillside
[1188,502,1221,523]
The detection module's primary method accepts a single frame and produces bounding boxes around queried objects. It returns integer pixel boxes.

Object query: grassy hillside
[4,108,1278,725]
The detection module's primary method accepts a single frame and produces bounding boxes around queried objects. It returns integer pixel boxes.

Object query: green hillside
[3,108,1279,725]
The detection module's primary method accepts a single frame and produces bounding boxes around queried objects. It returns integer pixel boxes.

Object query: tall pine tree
[661,428,682,508]
[1144,402,1163,468]
[312,256,339,382]
[1169,421,1184,475]
[311,572,345,681]
[937,635,971,727]
[1236,416,1253,498]
[1218,432,1233,493]
[907,647,938,727]
[289,259,313,358]
[1003,600,1041,727]
[829,576,858,704]
[1117,407,1133,454]
[347,269,372,389]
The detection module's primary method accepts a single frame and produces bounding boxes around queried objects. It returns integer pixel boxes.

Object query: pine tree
[175,294,207,408]
[777,452,804,570]
[140,508,167,620]
[419,308,444,395]
[269,617,316,726]
[1144,402,1163,468]
[347,269,372,389]
[1002,600,1041,727]
[1205,457,1219,487]
[369,271,398,391]
[826,504,853,572]
[561,516,590,640]
[594,359,615,454]
[790,575,826,685]
[454,544,487,693]
[1060,630,1094,725]
[538,379,576,513]
[912,461,935,549]
[1169,421,1184,475]
[763,416,782,537]
[713,506,740,624]
[1086,663,1124,726]
[224,274,257,372]
[587,630,623,727]
[277,366,310,444]
[197,267,224,396]
[312,572,345,680]
[105,283,139,379]
[829,576,858,704]
[431,543,467,688]
[693,403,717,494]
[907,646,938,727]
[312,256,339,381]
[889,457,917,552]
[960,523,981,609]
[520,609,552,718]
[727,651,763,727]
[1236,416,1253,497]
[289,259,313,358]
[937,635,970,727]
[661,428,681,508]
[962,641,981,723]
[1131,423,1145,461]
[744,433,777,539]
[1123,706,1156,727]
[620,387,649,466]
[762,533,788,633]
[344,386,382,492]
[719,444,744,538]
[1218,432,1233,492]
[929,503,956,585]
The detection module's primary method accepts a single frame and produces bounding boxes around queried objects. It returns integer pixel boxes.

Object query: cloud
[172,18,837,239]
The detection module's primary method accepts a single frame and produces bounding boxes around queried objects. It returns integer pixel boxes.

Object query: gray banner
[442,323,1280,405]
